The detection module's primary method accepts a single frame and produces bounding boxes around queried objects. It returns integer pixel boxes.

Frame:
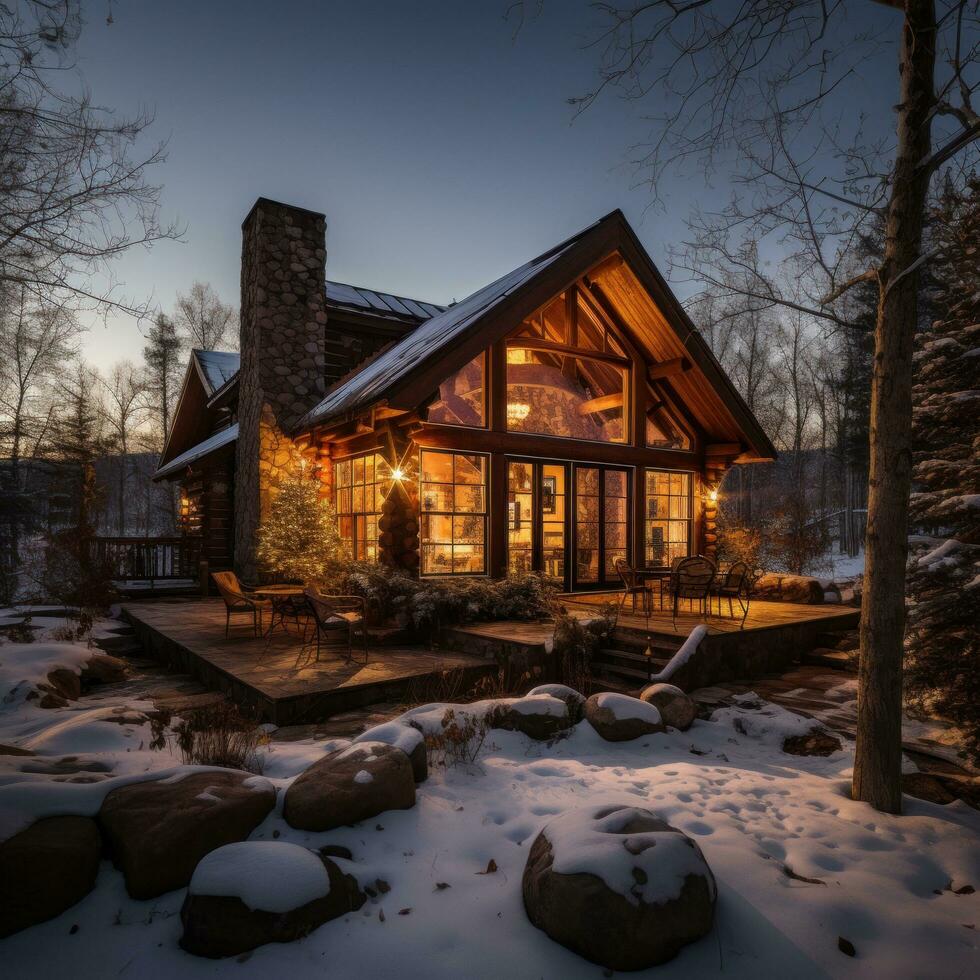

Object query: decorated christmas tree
[256,471,346,584]
[905,176,980,762]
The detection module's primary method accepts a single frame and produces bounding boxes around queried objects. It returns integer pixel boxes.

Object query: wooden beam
[414,422,701,471]
[585,251,625,280]
[577,392,623,416]
[705,442,742,456]
[506,336,630,366]
[648,357,692,381]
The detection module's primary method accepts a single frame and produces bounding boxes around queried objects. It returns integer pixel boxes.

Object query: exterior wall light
[391,468,405,481]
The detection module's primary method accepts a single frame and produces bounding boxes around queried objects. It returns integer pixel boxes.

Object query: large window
[425,352,486,427]
[334,453,392,561]
[505,290,629,443]
[419,449,487,575]
[644,470,692,567]
[646,385,693,450]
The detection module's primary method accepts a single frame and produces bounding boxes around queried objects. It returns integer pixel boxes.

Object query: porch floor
[120,599,494,725]
[558,592,860,637]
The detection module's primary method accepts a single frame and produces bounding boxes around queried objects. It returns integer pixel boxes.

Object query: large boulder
[527,684,587,723]
[98,770,276,899]
[523,804,716,970]
[180,842,365,958]
[585,692,665,741]
[639,683,696,731]
[354,721,427,783]
[80,652,126,687]
[489,694,572,741]
[0,816,102,937]
[283,742,415,832]
[752,573,825,604]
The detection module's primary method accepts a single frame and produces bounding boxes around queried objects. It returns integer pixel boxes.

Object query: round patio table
[254,585,306,638]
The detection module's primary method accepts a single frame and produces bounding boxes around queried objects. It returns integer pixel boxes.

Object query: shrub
[552,605,615,692]
[424,707,491,769]
[170,702,266,773]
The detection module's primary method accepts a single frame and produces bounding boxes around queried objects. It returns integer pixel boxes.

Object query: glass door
[573,464,632,591]
[507,459,569,589]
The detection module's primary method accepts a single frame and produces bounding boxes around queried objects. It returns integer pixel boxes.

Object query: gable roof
[155,423,238,480]
[296,216,608,431]
[194,349,240,396]
[295,210,776,462]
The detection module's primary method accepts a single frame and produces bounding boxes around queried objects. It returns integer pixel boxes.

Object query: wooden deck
[121,594,860,723]
[120,599,495,725]
[560,592,860,637]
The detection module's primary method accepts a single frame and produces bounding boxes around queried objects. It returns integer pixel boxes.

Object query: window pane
[425,353,486,427]
[507,352,626,443]
[644,469,691,567]
[419,450,488,576]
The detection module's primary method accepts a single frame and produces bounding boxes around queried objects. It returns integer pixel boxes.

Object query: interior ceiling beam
[506,336,630,366]
[577,392,623,416]
[648,357,692,381]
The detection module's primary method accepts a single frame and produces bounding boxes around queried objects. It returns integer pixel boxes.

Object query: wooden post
[199,558,209,597]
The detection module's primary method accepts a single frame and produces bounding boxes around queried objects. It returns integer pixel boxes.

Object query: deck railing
[93,536,203,585]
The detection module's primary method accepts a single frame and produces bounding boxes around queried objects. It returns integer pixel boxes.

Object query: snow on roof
[325,280,444,320]
[297,227,593,431]
[154,423,238,480]
[193,350,241,396]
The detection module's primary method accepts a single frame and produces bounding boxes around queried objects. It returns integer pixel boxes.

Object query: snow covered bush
[422,707,491,769]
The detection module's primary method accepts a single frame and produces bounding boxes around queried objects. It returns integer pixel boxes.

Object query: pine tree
[142,313,182,449]
[256,471,345,584]
[905,175,980,762]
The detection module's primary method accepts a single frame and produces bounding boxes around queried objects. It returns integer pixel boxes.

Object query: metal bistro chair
[211,571,271,638]
[670,556,717,627]
[614,558,649,616]
[302,588,368,665]
[709,561,752,627]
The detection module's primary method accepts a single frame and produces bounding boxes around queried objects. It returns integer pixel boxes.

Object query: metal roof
[296,223,601,431]
[192,350,240,396]
[154,423,238,480]
[325,280,445,320]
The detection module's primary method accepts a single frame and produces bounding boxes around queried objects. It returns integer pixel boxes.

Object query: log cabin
[155,198,775,591]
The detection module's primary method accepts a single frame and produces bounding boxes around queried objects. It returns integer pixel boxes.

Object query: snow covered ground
[1,635,978,978]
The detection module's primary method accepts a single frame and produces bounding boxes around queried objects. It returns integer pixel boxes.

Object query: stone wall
[234,199,328,579]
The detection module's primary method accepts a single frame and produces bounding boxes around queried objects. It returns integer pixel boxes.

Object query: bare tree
[548,0,980,813]
[173,281,238,351]
[0,1,179,317]
[100,361,147,535]
[0,284,80,478]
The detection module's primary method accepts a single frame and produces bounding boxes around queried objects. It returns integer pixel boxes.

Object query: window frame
[419,448,489,577]
[642,468,695,569]
[333,451,391,562]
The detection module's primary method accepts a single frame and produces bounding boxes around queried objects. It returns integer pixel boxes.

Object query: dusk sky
[75,0,898,370]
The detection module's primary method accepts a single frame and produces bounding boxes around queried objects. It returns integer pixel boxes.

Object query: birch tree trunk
[853,0,936,814]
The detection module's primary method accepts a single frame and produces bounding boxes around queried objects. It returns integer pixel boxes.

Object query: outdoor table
[254,585,306,638]
[636,569,670,613]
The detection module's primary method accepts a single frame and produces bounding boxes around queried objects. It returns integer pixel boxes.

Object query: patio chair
[302,588,368,665]
[709,561,752,627]
[614,558,648,616]
[211,570,271,637]
[670,556,716,626]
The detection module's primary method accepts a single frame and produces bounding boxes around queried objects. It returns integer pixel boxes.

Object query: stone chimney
[234,198,327,578]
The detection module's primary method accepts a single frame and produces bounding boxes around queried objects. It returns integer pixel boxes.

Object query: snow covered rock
[179,842,365,958]
[354,722,427,782]
[283,741,415,832]
[638,683,696,731]
[489,694,573,741]
[522,804,716,970]
[0,816,101,937]
[711,695,842,755]
[526,683,586,722]
[585,692,665,741]
[98,770,276,899]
